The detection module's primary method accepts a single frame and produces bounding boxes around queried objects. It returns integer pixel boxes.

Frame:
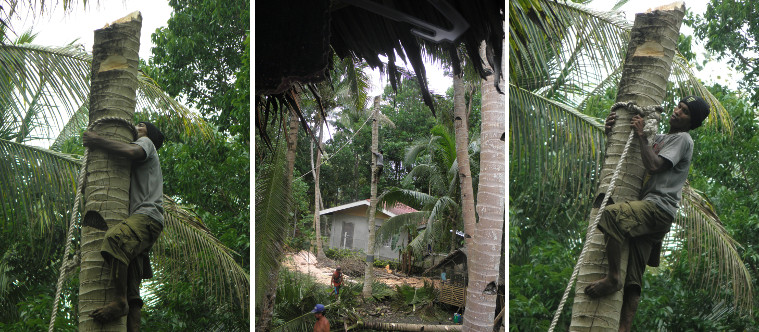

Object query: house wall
[328,213,406,261]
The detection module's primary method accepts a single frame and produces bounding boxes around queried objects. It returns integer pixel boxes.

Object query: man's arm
[631,115,671,173]
[82,131,146,161]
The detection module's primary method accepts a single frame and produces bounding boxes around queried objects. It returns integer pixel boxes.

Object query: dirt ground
[282,251,441,289]
[282,251,462,327]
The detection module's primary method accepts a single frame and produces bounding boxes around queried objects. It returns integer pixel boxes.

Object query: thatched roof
[255,0,504,148]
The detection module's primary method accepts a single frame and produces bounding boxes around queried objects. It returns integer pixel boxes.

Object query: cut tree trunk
[453,71,476,250]
[355,321,463,331]
[569,3,685,331]
[362,96,381,298]
[79,11,142,331]
[463,41,505,332]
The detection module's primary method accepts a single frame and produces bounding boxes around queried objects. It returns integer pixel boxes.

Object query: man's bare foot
[90,299,129,323]
[584,276,622,298]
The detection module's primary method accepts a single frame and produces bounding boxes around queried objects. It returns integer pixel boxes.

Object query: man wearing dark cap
[584,96,710,332]
[82,121,165,331]
[311,304,330,332]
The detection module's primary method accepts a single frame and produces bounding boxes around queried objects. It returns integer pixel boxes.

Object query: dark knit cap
[140,121,165,150]
[680,95,710,130]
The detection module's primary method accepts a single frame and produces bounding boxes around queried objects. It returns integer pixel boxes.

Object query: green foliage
[148,0,250,133]
[372,258,398,269]
[690,1,759,104]
[393,282,436,310]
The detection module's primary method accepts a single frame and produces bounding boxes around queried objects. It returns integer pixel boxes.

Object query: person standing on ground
[83,121,165,332]
[583,96,710,332]
[311,304,330,332]
[331,266,343,299]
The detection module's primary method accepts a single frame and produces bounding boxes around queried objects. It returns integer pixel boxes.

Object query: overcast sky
[7,0,172,62]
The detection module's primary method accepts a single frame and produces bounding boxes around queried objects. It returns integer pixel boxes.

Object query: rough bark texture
[453,72,476,250]
[362,96,381,298]
[79,11,142,331]
[463,41,505,332]
[570,4,684,331]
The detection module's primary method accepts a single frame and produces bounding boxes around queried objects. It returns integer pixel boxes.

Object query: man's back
[314,316,330,332]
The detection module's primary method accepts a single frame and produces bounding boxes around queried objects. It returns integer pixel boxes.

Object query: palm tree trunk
[256,106,300,332]
[362,96,381,298]
[312,111,326,260]
[79,12,142,331]
[463,41,505,332]
[453,71,476,250]
[570,4,685,331]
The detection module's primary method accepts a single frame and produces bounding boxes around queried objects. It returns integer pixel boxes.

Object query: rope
[49,117,136,331]
[548,102,661,331]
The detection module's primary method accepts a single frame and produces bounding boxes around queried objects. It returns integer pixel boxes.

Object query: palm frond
[510,0,630,99]
[509,83,605,218]
[377,188,438,211]
[0,43,90,139]
[153,196,250,314]
[0,43,212,148]
[0,138,80,238]
[668,185,753,312]
[254,137,292,308]
[373,211,429,250]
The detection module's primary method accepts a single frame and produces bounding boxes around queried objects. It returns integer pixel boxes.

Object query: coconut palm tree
[510,0,751,330]
[0,24,247,330]
[374,125,472,264]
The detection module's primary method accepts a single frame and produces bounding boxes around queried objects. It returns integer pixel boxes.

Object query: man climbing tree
[82,121,165,331]
[584,96,710,331]
[372,148,383,183]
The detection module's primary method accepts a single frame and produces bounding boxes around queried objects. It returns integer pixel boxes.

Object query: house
[320,199,417,260]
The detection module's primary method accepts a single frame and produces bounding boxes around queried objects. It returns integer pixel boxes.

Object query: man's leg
[127,299,143,332]
[584,234,623,298]
[90,258,129,322]
[619,286,641,332]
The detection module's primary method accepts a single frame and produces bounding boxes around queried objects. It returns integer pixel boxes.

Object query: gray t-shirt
[641,132,693,219]
[129,137,164,224]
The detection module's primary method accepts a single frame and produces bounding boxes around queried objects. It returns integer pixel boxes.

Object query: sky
[7,0,172,63]
[588,0,741,90]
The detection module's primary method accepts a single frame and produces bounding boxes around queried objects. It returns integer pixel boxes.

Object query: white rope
[49,117,136,331]
[548,102,661,331]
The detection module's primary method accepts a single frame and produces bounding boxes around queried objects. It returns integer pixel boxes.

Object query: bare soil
[282,251,461,327]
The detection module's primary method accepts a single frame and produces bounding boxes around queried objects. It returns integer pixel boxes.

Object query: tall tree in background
[311,110,326,260]
[452,56,476,250]
[462,41,505,331]
[692,0,759,104]
[148,0,249,135]
[362,96,381,299]
[78,12,142,331]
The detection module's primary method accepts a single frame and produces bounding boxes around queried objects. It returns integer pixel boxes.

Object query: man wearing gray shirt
[82,121,164,331]
[584,96,710,332]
